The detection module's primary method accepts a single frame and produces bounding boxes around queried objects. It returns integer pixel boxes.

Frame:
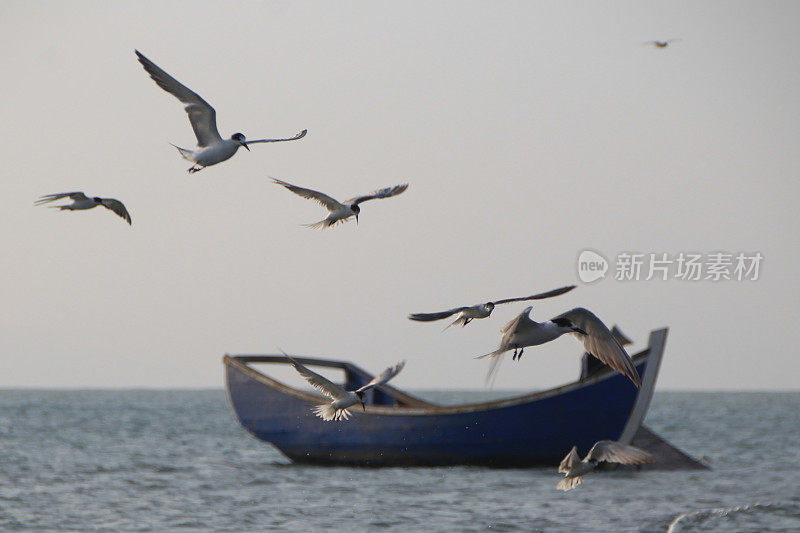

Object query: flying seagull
[273,178,409,228]
[36,192,132,225]
[408,285,577,330]
[643,39,680,48]
[477,307,641,387]
[287,355,405,421]
[135,50,306,173]
[557,440,654,491]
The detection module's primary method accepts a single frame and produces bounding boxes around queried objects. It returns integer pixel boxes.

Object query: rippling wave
[667,502,800,532]
[0,390,797,531]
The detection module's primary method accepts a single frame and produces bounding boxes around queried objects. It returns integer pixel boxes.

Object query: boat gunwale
[223,329,665,416]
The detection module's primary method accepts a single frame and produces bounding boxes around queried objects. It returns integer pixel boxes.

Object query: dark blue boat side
[224,329,667,467]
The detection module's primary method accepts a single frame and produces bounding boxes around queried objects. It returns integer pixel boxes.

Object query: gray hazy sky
[2,1,798,390]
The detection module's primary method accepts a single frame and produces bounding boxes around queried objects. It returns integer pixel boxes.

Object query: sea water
[0,390,797,531]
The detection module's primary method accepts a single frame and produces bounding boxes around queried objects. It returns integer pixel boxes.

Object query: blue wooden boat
[224,328,669,467]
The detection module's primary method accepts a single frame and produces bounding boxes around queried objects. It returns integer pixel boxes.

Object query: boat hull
[224,329,666,467]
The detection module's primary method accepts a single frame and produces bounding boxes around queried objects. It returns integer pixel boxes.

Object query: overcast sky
[1,1,798,390]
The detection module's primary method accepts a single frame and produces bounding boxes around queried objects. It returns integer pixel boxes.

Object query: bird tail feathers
[474,349,506,387]
[312,404,351,421]
[442,316,467,331]
[303,218,333,230]
[556,476,583,491]
[475,349,502,360]
[303,217,352,230]
[170,144,194,161]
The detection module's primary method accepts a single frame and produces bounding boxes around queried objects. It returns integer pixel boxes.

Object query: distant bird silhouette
[287,355,405,421]
[477,307,641,387]
[36,192,131,225]
[557,440,654,491]
[408,285,576,330]
[643,39,680,48]
[273,178,408,228]
[135,50,306,173]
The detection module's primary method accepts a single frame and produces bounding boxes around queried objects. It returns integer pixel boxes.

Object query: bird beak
[242,142,250,152]
[355,213,359,225]
[361,401,366,412]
